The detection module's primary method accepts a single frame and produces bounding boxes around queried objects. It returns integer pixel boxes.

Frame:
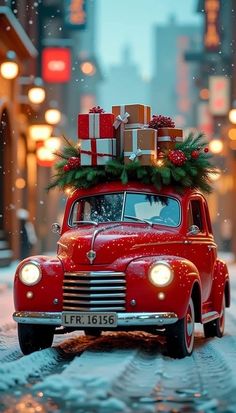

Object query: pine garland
[47,133,217,193]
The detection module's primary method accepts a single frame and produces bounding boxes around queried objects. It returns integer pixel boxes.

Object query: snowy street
[0,256,236,413]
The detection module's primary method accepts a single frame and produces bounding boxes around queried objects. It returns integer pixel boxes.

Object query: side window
[189,200,204,232]
[203,203,213,234]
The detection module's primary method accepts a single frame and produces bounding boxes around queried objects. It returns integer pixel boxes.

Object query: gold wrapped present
[124,128,157,166]
[112,104,151,155]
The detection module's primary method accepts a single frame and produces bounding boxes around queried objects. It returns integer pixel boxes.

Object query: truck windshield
[70,192,180,227]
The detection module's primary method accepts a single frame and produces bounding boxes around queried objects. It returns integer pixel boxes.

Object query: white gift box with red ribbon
[80,138,116,166]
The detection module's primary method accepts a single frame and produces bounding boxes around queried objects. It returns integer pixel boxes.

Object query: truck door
[184,197,215,302]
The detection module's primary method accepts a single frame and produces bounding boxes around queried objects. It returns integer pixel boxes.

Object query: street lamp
[0,51,19,80]
[209,139,224,154]
[36,137,61,167]
[36,146,55,162]
[29,124,53,141]
[80,61,96,76]
[44,137,61,151]
[19,76,46,105]
[45,108,62,125]
[228,128,236,140]
[229,102,236,124]
[28,78,46,104]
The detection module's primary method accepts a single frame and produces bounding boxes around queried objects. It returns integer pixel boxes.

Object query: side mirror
[187,224,200,236]
[51,222,61,234]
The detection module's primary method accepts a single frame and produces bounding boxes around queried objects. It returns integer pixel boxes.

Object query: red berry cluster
[149,114,175,129]
[191,150,199,159]
[63,157,80,171]
[89,106,105,113]
[168,149,187,166]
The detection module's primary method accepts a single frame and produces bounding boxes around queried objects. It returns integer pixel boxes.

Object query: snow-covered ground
[0,254,236,412]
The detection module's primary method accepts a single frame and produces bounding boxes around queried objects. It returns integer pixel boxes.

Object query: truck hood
[57,223,179,267]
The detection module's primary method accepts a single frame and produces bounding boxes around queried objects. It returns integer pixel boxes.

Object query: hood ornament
[87,224,120,264]
[86,249,96,264]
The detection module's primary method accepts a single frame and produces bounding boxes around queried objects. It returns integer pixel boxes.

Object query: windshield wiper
[123,215,153,227]
[73,220,98,226]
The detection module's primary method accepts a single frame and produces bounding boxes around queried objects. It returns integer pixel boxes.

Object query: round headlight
[19,262,42,286]
[149,262,173,286]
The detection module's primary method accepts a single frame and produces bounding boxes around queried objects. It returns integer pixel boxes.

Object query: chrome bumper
[13,311,178,326]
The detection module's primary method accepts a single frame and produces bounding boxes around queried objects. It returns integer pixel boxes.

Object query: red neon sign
[42,48,71,83]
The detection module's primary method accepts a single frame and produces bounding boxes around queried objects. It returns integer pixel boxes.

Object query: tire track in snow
[110,349,164,399]
[109,336,206,412]
[33,348,136,412]
[0,347,66,391]
[0,329,236,412]
[29,333,212,412]
[0,326,22,363]
[104,333,236,412]
[30,332,165,412]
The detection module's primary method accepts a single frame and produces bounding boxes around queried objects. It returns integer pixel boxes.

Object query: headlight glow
[19,262,42,286]
[149,262,173,286]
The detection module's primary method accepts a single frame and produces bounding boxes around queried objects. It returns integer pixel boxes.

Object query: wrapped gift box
[112,104,151,155]
[78,113,115,139]
[80,138,116,166]
[124,128,157,166]
[157,128,183,150]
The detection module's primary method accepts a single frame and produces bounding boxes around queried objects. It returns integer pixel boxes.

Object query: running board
[202,311,219,324]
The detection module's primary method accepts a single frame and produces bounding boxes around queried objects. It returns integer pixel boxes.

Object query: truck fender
[14,255,64,312]
[126,255,201,319]
[211,259,230,314]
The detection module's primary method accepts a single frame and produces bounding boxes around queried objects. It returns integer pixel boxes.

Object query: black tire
[84,328,102,337]
[203,296,225,338]
[18,323,54,355]
[166,297,195,359]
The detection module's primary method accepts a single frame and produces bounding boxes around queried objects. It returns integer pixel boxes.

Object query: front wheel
[203,296,225,338]
[18,323,55,355]
[166,297,195,358]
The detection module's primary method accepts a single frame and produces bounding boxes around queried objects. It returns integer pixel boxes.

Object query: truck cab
[13,181,230,358]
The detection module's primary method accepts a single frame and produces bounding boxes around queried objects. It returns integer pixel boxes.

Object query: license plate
[62,312,118,327]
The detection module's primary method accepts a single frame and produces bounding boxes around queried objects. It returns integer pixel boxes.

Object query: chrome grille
[63,271,126,311]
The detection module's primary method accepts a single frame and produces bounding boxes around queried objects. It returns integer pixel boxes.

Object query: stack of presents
[78,104,183,166]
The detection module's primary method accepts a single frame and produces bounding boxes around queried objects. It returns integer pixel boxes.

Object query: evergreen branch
[48,132,216,194]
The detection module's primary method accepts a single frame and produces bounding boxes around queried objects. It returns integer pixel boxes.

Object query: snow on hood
[58,223,177,267]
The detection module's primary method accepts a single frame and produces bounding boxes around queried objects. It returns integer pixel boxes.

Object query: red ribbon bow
[89,106,105,114]
[148,114,175,129]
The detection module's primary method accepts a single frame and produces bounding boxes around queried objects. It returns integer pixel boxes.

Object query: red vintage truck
[13,180,230,358]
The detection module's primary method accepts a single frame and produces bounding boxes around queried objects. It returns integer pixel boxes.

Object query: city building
[0,4,37,266]
[98,46,150,111]
[184,0,236,251]
[150,15,201,128]
[0,0,102,263]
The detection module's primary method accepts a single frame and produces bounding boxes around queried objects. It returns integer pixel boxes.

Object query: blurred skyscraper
[150,16,201,128]
[98,46,150,111]
[66,0,102,139]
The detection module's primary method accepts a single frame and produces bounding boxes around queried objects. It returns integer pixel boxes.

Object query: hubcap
[219,297,225,333]
[185,299,194,352]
